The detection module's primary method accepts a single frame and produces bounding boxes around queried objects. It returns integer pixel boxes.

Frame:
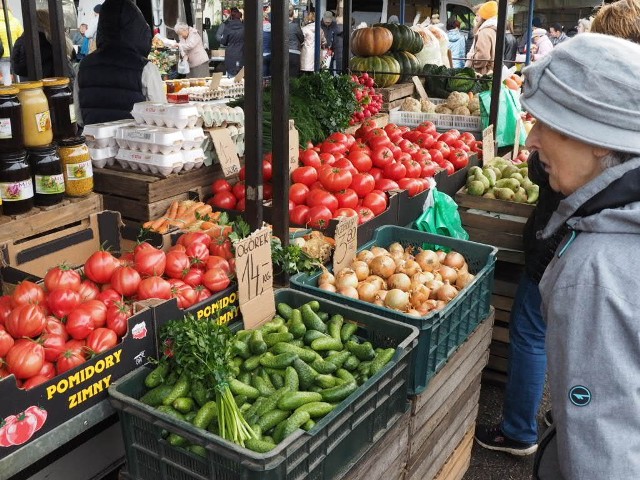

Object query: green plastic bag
[479,85,527,148]
[414,188,468,241]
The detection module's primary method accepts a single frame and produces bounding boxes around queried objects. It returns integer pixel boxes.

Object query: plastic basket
[389,101,483,132]
[109,288,418,480]
[291,226,497,395]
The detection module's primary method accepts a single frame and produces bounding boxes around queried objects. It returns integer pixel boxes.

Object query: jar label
[35,110,52,133]
[66,160,93,181]
[0,118,12,139]
[0,180,34,201]
[69,104,77,124]
[35,174,65,194]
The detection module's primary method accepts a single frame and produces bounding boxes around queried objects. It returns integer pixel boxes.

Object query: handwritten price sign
[332,215,358,273]
[235,227,275,328]
[482,125,495,164]
[209,128,241,177]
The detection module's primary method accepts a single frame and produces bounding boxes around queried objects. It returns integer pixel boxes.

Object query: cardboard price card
[482,125,495,164]
[289,120,300,174]
[332,215,358,273]
[234,67,245,83]
[512,118,523,159]
[209,128,241,177]
[208,72,223,92]
[235,227,275,329]
[412,75,429,100]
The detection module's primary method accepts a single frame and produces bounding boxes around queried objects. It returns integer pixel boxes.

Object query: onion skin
[371,247,390,257]
[369,255,396,279]
[456,271,475,290]
[338,286,359,299]
[388,242,405,256]
[350,260,370,281]
[443,251,466,270]
[415,250,440,272]
[319,283,337,292]
[438,265,458,284]
[388,273,411,292]
[407,309,421,317]
[412,271,434,284]
[399,259,421,277]
[357,250,375,264]
[335,268,359,290]
[436,281,458,302]
[435,250,447,263]
[384,289,410,311]
[410,284,431,308]
[319,270,335,285]
[366,275,387,290]
[357,282,379,303]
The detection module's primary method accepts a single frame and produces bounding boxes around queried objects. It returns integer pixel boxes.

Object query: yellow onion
[335,268,359,290]
[438,265,458,284]
[407,309,421,317]
[412,271,435,285]
[357,250,375,264]
[371,246,390,257]
[399,259,421,277]
[415,250,440,272]
[410,284,431,308]
[388,273,411,291]
[436,281,458,302]
[443,251,466,270]
[357,282,379,303]
[369,255,396,279]
[350,260,370,281]
[435,250,447,263]
[338,286,359,299]
[456,271,475,290]
[319,269,335,285]
[427,279,444,299]
[384,289,410,311]
[366,275,387,290]
[319,283,337,292]
[388,242,405,256]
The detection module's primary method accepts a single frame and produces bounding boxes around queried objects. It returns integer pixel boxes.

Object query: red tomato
[110,266,141,297]
[398,178,423,197]
[448,148,469,170]
[205,256,230,274]
[369,167,383,183]
[118,252,134,266]
[415,133,436,150]
[79,300,108,328]
[41,333,67,362]
[137,276,172,300]
[428,148,444,165]
[47,288,80,319]
[291,166,318,186]
[211,178,232,194]
[96,289,122,308]
[210,237,233,261]
[66,307,95,340]
[433,141,451,157]
[348,141,371,155]
[363,192,388,216]
[38,361,56,379]
[11,281,46,308]
[440,159,455,175]
[347,151,372,172]
[208,191,237,210]
[203,269,231,293]
[437,132,457,145]
[350,173,375,198]
[306,189,339,212]
[133,247,166,278]
[0,295,11,325]
[417,121,437,136]
[320,139,347,156]
[290,205,310,225]
[402,159,422,178]
[450,139,471,152]
[328,132,349,145]
[186,242,210,269]
[193,285,212,303]
[65,339,86,355]
[235,197,246,211]
[460,132,476,145]
[375,178,400,192]
[371,146,394,168]
[333,158,358,177]
[421,160,439,178]
[178,232,211,249]
[84,251,118,285]
[238,166,246,180]
[318,167,352,193]
[6,339,44,379]
[382,161,406,181]
[306,205,333,229]
[77,279,99,302]
[169,280,197,309]
[309,180,326,191]
[357,207,375,224]
[333,207,359,219]
[44,266,81,292]
[262,160,273,182]
[232,181,246,200]
[263,183,273,200]
[412,148,432,164]
[180,268,202,287]
[86,328,118,355]
[300,149,321,168]
[318,152,336,166]
[3,408,39,444]
[163,250,189,279]
[5,304,45,338]
[289,183,310,205]
[0,328,14,357]
[21,375,49,390]
[106,301,132,337]
[334,188,359,209]
[44,316,68,340]
[56,347,86,375]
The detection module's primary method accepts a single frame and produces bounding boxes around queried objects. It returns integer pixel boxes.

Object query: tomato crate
[109,288,418,480]
[290,226,497,394]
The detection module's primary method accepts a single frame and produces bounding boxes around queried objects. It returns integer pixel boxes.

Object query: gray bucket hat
[520,33,640,154]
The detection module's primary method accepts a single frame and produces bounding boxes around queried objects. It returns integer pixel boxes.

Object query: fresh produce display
[422,64,491,98]
[349,55,401,88]
[349,73,383,125]
[318,243,475,316]
[504,73,524,91]
[389,51,421,83]
[401,91,481,117]
[143,200,226,234]
[142,299,397,453]
[350,26,394,57]
[375,23,424,54]
[289,231,335,264]
[464,159,539,204]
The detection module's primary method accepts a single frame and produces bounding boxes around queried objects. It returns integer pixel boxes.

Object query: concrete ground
[463,380,552,480]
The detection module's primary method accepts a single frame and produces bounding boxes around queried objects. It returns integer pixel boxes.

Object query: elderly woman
[465,1,498,75]
[530,28,554,60]
[174,22,210,78]
[520,33,640,479]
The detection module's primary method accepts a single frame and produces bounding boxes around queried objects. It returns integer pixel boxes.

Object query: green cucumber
[346,341,376,361]
[246,438,277,453]
[327,315,344,341]
[284,366,299,392]
[229,378,260,400]
[256,409,290,432]
[192,400,218,429]
[320,381,358,403]
[311,336,343,352]
[276,303,294,320]
[172,397,195,414]
[260,352,298,369]
[292,358,318,390]
[264,332,294,347]
[279,411,311,441]
[370,348,396,375]
[140,384,173,407]
[301,304,327,333]
[248,330,268,355]
[294,401,335,418]
[340,322,358,343]
[278,391,323,411]
[162,373,190,406]
[144,362,170,388]
[272,342,318,363]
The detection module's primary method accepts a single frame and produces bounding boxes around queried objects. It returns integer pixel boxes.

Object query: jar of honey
[42,77,77,141]
[27,144,64,206]
[0,86,23,153]
[16,81,53,148]
[58,136,93,197]
[0,150,34,215]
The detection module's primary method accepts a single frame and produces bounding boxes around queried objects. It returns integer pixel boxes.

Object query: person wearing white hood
[465,1,498,75]
[531,28,554,60]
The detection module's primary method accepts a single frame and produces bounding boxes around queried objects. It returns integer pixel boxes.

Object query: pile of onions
[319,244,474,316]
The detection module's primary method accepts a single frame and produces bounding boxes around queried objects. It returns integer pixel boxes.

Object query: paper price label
[482,125,495,164]
[289,120,300,174]
[235,227,275,329]
[332,215,358,273]
[512,118,522,159]
[412,76,429,101]
[209,72,223,92]
[234,67,245,83]
[209,128,241,177]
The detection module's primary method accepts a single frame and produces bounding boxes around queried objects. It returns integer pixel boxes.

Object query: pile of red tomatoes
[349,73,383,125]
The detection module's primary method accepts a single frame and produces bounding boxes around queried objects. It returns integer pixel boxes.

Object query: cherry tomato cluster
[0,232,234,391]
[350,73,383,125]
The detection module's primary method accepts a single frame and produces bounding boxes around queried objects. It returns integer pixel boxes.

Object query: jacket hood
[96,0,152,56]
[226,19,244,32]
[448,29,462,42]
[541,157,640,238]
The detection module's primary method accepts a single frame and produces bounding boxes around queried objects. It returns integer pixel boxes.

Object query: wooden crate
[378,82,415,103]
[433,425,474,480]
[0,193,103,244]
[345,113,389,135]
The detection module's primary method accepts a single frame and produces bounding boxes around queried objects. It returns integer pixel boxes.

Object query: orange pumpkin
[350,27,394,57]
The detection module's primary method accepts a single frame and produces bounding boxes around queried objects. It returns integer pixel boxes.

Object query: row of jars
[166,78,208,93]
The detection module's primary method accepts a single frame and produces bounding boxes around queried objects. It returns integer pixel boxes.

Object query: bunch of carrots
[143,200,228,234]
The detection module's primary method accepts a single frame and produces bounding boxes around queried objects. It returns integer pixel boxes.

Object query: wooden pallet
[0,193,103,244]
[378,82,415,103]
[433,425,474,480]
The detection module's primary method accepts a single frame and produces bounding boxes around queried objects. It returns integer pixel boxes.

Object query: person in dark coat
[321,11,338,72]
[220,7,244,77]
[75,0,164,126]
[504,22,518,65]
[288,8,304,78]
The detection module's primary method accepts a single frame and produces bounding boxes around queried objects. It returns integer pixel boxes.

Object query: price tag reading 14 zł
[235,227,275,329]
[333,215,358,273]
[209,128,241,177]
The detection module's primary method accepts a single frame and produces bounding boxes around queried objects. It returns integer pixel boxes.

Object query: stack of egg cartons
[84,119,134,168]
[115,102,206,176]
[197,103,245,160]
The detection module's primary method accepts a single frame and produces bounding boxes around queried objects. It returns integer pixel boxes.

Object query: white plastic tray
[115,148,184,177]
[84,119,135,148]
[90,146,119,168]
[181,127,206,150]
[131,102,200,129]
[181,147,206,170]
[115,125,184,154]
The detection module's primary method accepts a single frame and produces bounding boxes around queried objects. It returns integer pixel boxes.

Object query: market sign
[289,119,300,174]
[332,215,358,273]
[482,125,495,164]
[209,128,241,177]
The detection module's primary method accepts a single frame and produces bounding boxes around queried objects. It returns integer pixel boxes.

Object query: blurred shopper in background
[174,22,210,78]
[531,28,553,60]
[592,0,640,43]
[288,8,304,78]
[447,17,466,68]
[466,1,498,75]
[220,7,244,77]
[577,17,592,33]
[549,23,568,46]
[0,6,23,85]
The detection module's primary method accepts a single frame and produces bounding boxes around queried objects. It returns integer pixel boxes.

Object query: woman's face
[526,121,606,195]
[179,28,189,39]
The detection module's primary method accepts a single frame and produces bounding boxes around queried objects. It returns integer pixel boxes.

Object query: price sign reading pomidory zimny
[333,215,358,273]
[235,227,275,329]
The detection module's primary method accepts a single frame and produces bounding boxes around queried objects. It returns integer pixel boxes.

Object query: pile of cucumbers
[140,299,396,454]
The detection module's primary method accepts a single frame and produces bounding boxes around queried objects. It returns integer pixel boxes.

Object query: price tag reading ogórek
[482,125,495,164]
[289,120,300,174]
[332,215,358,273]
[209,128,241,177]
[235,227,275,329]
[512,118,523,159]
[208,72,223,92]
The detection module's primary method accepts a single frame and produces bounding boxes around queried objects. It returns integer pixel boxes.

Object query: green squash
[390,51,420,82]
[349,55,401,88]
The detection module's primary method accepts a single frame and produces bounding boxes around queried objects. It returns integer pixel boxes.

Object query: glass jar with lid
[27,144,64,206]
[42,77,77,141]
[58,136,93,197]
[16,81,53,148]
[0,87,23,152]
[0,150,34,215]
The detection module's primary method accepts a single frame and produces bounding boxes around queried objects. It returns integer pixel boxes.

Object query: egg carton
[115,148,185,177]
[131,102,200,129]
[198,104,245,128]
[181,126,206,150]
[84,119,135,148]
[90,145,119,169]
[115,125,184,154]
[181,147,206,169]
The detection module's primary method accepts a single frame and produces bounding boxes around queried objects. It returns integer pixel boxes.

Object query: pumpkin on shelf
[349,55,401,88]
[350,26,394,57]
[375,23,424,54]
[389,51,420,82]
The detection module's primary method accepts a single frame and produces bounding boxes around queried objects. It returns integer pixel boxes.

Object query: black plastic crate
[109,288,418,480]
